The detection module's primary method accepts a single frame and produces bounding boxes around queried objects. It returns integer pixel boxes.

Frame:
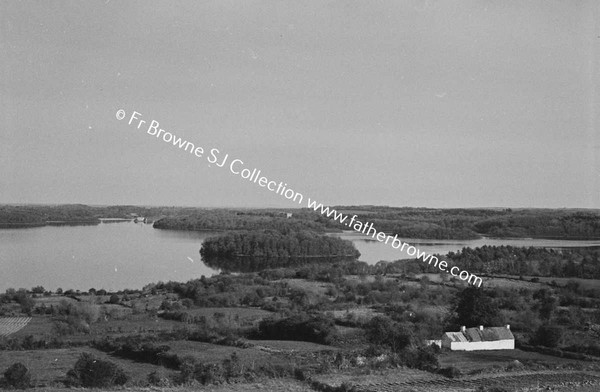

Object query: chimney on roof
[506,324,510,330]
[479,325,484,331]
[460,326,466,333]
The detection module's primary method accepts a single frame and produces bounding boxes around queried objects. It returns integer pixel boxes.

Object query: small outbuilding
[441,325,514,351]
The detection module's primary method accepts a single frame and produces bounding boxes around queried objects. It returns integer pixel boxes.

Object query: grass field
[312,368,446,391]
[250,339,338,353]
[10,316,52,338]
[479,277,545,290]
[9,313,184,342]
[183,307,273,326]
[404,273,600,292]
[438,349,599,374]
[126,292,179,311]
[313,367,600,392]
[485,275,600,290]
[33,296,78,306]
[9,379,315,392]
[0,348,172,387]
[166,338,336,369]
[91,313,184,336]
[281,278,333,296]
[329,306,378,320]
[6,375,600,392]
[167,340,276,367]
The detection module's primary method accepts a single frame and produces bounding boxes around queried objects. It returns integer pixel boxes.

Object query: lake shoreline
[2,222,600,292]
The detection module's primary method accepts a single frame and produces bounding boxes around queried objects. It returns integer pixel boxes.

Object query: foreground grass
[20,379,315,392]
[438,349,600,374]
[0,348,171,386]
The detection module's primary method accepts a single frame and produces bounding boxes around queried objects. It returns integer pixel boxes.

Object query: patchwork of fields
[0,317,32,337]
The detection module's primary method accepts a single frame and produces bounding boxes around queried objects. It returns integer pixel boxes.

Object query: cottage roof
[443,332,468,342]
[444,326,514,342]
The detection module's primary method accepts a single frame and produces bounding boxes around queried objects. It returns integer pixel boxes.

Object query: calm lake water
[1,223,599,292]
[0,222,219,292]
[332,231,600,265]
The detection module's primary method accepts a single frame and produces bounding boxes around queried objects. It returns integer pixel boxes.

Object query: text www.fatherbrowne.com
[117,109,482,288]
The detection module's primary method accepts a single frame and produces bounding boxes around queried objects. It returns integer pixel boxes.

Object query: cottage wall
[441,335,452,349]
[450,339,514,351]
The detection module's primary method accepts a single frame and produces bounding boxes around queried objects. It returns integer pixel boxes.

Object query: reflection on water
[0,222,219,292]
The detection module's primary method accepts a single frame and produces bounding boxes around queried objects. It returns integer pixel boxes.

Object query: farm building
[441,325,514,351]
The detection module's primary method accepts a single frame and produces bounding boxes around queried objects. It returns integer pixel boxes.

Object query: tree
[14,292,34,315]
[365,316,412,353]
[31,286,45,294]
[455,287,501,327]
[535,325,563,348]
[533,289,557,321]
[3,363,31,389]
[257,314,336,344]
[109,294,120,304]
[66,353,128,387]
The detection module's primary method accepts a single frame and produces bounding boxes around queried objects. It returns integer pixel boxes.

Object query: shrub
[476,385,510,392]
[257,314,336,344]
[365,316,412,352]
[109,294,120,304]
[392,346,439,371]
[3,362,31,389]
[534,325,563,348]
[93,336,175,367]
[439,366,461,378]
[147,369,172,387]
[66,353,128,387]
[222,352,244,381]
[52,316,90,336]
[178,356,225,385]
[75,303,100,324]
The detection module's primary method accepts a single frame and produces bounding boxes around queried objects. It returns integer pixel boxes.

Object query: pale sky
[1,1,599,208]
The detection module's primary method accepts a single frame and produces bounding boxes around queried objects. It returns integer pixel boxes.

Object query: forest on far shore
[1,204,600,240]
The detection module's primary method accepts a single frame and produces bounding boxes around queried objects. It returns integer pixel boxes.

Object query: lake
[0,222,218,292]
[332,231,600,265]
[1,222,599,292]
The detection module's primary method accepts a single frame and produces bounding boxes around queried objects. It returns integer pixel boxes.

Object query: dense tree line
[439,245,600,279]
[0,205,100,226]
[255,314,336,344]
[154,210,339,232]
[200,230,360,259]
[0,204,182,226]
[340,207,600,240]
[203,255,360,273]
[3,204,599,240]
[473,212,600,239]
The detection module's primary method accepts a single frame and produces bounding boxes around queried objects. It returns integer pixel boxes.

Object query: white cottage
[442,325,514,351]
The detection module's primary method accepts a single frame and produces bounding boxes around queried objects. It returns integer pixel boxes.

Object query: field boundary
[0,317,32,337]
